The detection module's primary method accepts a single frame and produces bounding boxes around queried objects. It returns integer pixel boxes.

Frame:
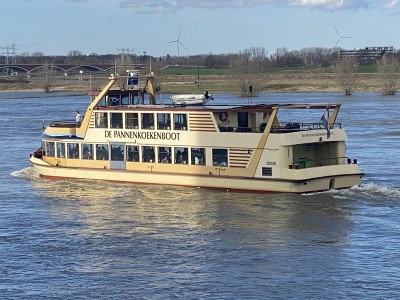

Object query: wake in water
[11,168,400,201]
[322,182,400,201]
[10,166,40,181]
[10,167,196,202]
[348,182,400,198]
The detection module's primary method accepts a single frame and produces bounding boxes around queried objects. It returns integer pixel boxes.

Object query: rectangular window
[96,144,109,160]
[157,113,171,130]
[67,143,80,159]
[212,148,228,166]
[95,112,108,128]
[174,114,188,130]
[97,97,106,107]
[121,95,130,106]
[125,113,139,129]
[191,148,206,165]
[141,113,154,129]
[56,142,65,158]
[262,167,272,176]
[45,141,55,157]
[158,147,171,164]
[175,147,188,164]
[126,145,140,162]
[111,144,124,161]
[110,112,123,129]
[108,95,120,106]
[82,144,94,160]
[142,146,155,162]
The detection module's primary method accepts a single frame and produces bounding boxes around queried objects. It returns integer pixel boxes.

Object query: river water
[1,91,400,299]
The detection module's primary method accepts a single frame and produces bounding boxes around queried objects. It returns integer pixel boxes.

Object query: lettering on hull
[105,130,181,141]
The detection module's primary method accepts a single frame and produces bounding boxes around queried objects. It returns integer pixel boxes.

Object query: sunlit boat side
[29,74,363,193]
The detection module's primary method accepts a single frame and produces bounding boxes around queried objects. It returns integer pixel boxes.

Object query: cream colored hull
[30,156,362,193]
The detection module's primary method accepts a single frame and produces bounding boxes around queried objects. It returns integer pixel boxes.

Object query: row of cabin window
[95,112,188,130]
[44,141,229,166]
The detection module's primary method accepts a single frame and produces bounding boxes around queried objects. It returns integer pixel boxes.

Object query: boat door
[110,143,126,170]
[237,112,249,129]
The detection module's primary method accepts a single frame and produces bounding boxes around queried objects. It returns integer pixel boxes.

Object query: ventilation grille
[89,114,95,128]
[189,113,216,132]
[229,149,253,168]
[262,167,272,176]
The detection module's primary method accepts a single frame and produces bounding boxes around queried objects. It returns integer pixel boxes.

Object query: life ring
[219,112,228,122]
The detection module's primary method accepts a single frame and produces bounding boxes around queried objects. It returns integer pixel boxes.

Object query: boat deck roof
[96,103,339,112]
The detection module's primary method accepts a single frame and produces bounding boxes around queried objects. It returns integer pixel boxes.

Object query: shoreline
[0,72,391,95]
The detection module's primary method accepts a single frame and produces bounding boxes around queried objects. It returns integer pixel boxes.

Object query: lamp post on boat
[247,85,253,105]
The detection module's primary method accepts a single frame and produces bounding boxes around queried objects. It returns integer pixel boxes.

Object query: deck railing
[289,156,353,169]
[49,120,80,128]
[219,122,342,133]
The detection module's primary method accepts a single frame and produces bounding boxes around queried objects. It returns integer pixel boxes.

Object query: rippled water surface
[1,91,400,299]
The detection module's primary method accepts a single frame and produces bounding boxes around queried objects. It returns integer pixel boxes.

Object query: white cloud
[383,0,400,8]
[289,0,371,10]
[119,0,275,13]
[65,0,90,3]
[59,0,400,14]
[289,0,345,9]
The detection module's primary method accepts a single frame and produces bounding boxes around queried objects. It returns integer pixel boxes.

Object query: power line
[0,43,19,64]
[116,47,134,55]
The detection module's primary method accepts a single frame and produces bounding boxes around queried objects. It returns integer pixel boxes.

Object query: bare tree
[67,50,83,57]
[334,56,357,95]
[376,54,399,95]
[115,52,134,76]
[230,55,257,96]
[241,47,268,67]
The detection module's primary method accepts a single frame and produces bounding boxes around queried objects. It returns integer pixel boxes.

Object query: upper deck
[45,75,341,139]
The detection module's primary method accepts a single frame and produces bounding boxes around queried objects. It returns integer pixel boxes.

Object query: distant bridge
[0,63,142,74]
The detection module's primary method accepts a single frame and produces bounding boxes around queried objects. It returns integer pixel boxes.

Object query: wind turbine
[165,27,188,58]
[334,24,351,50]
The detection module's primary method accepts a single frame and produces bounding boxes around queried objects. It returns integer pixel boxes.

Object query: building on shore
[339,46,395,64]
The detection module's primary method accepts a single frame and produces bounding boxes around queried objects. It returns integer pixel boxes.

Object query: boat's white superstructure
[171,91,213,106]
[30,75,363,193]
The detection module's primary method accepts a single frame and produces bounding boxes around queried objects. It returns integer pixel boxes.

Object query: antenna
[164,27,188,58]
[333,24,351,50]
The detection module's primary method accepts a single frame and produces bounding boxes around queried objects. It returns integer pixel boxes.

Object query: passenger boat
[170,91,213,106]
[29,74,363,193]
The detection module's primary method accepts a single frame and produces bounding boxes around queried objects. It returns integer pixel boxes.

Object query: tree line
[3,47,400,95]
[7,46,399,68]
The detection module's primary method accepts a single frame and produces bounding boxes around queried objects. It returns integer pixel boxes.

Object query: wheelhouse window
[141,113,154,129]
[191,148,206,165]
[121,94,130,106]
[110,112,123,129]
[82,144,94,160]
[158,147,171,164]
[157,113,171,130]
[126,145,140,162]
[212,148,228,166]
[125,113,139,129]
[56,142,65,158]
[175,147,188,164]
[95,112,108,128]
[142,146,155,162]
[45,141,55,157]
[174,114,187,130]
[96,144,109,160]
[67,143,80,159]
[108,95,120,106]
[97,97,106,107]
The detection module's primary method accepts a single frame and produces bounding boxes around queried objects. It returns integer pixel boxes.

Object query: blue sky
[2,0,400,57]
